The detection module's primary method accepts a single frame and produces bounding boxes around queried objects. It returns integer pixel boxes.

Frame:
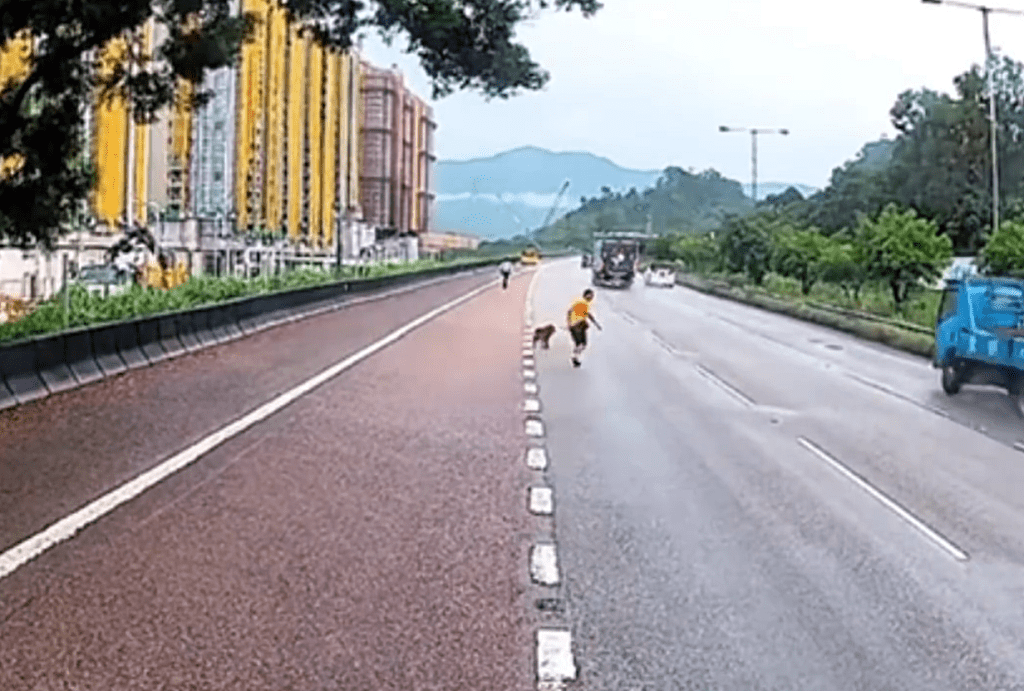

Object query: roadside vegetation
[0,256,504,345]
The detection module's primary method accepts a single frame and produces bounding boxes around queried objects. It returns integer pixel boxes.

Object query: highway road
[531,258,1024,690]
[4,256,1024,689]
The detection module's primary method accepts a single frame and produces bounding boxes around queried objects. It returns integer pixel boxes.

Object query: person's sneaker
[572,358,581,367]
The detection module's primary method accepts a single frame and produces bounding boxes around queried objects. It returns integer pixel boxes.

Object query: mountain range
[432,146,819,239]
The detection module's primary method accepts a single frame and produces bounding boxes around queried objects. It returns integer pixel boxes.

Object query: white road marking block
[530,544,560,585]
[526,447,548,470]
[523,369,537,380]
[523,358,536,368]
[529,487,554,515]
[797,437,969,562]
[524,398,541,413]
[524,382,539,395]
[0,279,501,583]
[526,419,545,437]
[537,629,576,681]
[523,348,534,357]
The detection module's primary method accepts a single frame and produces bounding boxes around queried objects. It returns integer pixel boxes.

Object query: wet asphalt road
[531,259,1024,690]
[7,256,1024,689]
[0,269,539,690]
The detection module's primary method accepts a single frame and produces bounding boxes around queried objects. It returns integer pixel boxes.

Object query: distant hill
[742,182,820,200]
[432,146,819,239]
[433,147,663,238]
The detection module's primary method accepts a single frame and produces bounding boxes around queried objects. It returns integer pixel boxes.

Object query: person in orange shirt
[566,288,602,367]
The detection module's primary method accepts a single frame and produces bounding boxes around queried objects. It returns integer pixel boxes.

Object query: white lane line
[694,363,756,408]
[526,419,545,437]
[524,398,541,413]
[524,382,539,395]
[524,358,536,368]
[526,447,548,470]
[524,369,537,380]
[523,348,534,357]
[525,264,541,327]
[796,437,969,562]
[0,278,501,583]
[530,544,560,584]
[537,629,576,682]
[529,487,554,515]
[845,373,951,418]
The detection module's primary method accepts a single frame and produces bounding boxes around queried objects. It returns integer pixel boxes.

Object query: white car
[644,266,676,288]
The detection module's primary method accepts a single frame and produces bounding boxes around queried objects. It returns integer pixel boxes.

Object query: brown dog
[533,324,556,349]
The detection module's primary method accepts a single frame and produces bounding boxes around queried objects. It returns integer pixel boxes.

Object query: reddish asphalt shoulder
[0,271,495,553]
[0,271,534,691]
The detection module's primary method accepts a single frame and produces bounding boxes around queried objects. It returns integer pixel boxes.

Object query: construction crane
[532,179,571,248]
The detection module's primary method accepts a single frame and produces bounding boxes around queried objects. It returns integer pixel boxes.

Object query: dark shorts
[569,322,588,347]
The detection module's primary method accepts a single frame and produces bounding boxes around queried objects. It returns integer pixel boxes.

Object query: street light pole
[922,0,1024,238]
[719,125,789,204]
[983,7,1000,236]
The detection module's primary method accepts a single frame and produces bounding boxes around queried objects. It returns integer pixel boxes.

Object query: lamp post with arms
[718,126,789,204]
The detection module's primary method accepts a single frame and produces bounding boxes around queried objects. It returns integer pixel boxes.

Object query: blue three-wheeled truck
[934,276,1024,416]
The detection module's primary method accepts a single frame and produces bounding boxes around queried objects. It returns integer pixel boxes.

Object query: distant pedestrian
[499,260,512,289]
[566,288,601,367]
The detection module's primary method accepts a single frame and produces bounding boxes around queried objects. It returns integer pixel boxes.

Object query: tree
[674,234,719,274]
[771,226,828,295]
[817,235,869,304]
[717,212,780,285]
[858,204,953,309]
[0,0,602,248]
[979,219,1024,275]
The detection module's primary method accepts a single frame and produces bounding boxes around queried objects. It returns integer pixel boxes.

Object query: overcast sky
[359,0,1024,191]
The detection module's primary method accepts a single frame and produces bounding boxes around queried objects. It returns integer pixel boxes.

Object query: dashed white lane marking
[524,369,537,380]
[526,447,548,470]
[694,363,756,408]
[526,419,545,437]
[537,629,577,682]
[0,277,502,583]
[524,398,541,413]
[523,348,534,357]
[525,264,542,327]
[529,487,554,515]
[530,544,560,584]
[797,437,969,562]
[524,358,536,368]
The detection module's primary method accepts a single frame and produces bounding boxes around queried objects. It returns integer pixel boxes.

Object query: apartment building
[360,63,437,238]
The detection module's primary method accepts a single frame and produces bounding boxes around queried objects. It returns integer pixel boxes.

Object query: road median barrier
[113,321,148,370]
[35,333,78,394]
[0,341,48,405]
[65,329,104,385]
[677,273,935,360]
[137,317,169,365]
[90,324,128,376]
[0,256,515,411]
[156,314,186,359]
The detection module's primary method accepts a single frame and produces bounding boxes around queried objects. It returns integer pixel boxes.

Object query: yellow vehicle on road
[521,247,541,265]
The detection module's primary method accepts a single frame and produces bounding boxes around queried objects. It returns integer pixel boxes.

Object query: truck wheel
[941,363,962,395]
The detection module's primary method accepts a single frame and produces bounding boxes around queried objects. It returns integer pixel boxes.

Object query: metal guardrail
[676,274,935,336]
[0,257,516,411]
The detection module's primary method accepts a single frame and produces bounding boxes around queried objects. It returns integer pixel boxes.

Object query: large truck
[591,232,656,288]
